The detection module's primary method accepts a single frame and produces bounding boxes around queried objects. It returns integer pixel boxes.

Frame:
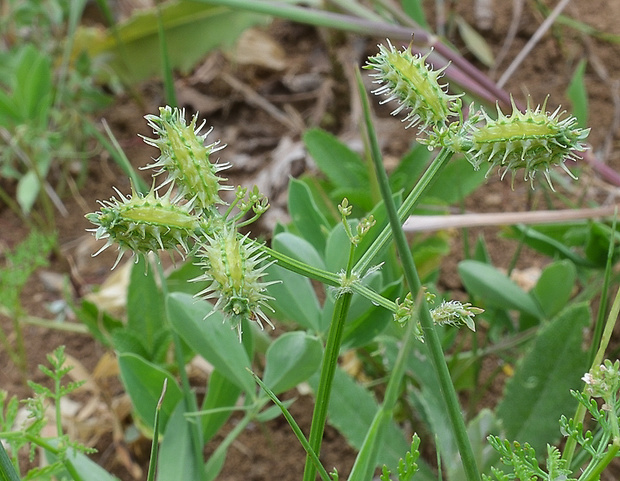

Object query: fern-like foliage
[380,434,421,481]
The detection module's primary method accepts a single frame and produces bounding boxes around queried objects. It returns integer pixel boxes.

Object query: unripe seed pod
[141,106,232,210]
[365,39,462,131]
[86,185,202,267]
[459,98,590,187]
[194,227,276,340]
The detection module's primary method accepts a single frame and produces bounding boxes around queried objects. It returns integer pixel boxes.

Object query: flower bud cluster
[86,107,274,339]
[394,292,482,341]
[582,359,620,405]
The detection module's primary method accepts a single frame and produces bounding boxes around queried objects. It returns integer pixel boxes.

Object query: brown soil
[2,1,620,480]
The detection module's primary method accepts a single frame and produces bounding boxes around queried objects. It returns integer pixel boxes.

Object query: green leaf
[117,353,183,433]
[266,263,322,331]
[325,221,353,273]
[402,0,429,29]
[458,260,544,318]
[167,292,254,394]
[566,58,588,128]
[495,302,590,453]
[424,155,487,205]
[0,440,20,481]
[272,232,325,271]
[531,260,576,318]
[83,2,267,84]
[45,446,121,481]
[201,370,241,442]
[585,222,620,267]
[388,144,432,195]
[127,257,167,360]
[288,178,332,254]
[156,402,201,481]
[303,128,368,191]
[165,258,206,296]
[74,300,123,347]
[455,15,494,67]
[263,332,322,394]
[14,44,52,124]
[505,225,595,267]
[16,170,40,214]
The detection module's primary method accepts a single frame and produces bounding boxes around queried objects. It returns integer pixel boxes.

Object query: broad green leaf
[458,260,544,318]
[496,302,590,453]
[266,263,321,331]
[272,232,325,271]
[531,260,576,318]
[389,144,432,195]
[167,292,254,394]
[157,402,201,481]
[117,353,183,432]
[111,329,150,359]
[81,2,267,84]
[288,178,332,254]
[201,370,241,442]
[303,128,368,190]
[424,155,487,205]
[566,58,588,128]
[128,257,166,359]
[325,221,354,273]
[263,332,322,394]
[165,257,206,296]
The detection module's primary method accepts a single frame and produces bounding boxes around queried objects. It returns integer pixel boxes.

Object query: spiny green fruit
[141,106,232,210]
[458,97,590,187]
[194,227,277,340]
[86,185,202,267]
[365,39,462,131]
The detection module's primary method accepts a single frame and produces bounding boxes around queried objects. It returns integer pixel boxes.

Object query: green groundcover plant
[2,38,619,481]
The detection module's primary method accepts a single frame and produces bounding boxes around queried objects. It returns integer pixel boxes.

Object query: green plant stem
[357,69,480,481]
[199,0,416,40]
[588,214,617,365]
[353,146,453,275]
[155,259,206,481]
[20,434,83,481]
[261,244,341,286]
[303,291,354,481]
[250,370,332,481]
[579,439,620,481]
[564,285,620,468]
[348,305,418,480]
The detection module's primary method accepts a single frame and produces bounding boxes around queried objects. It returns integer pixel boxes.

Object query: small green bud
[430,300,482,332]
[582,359,620,402]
